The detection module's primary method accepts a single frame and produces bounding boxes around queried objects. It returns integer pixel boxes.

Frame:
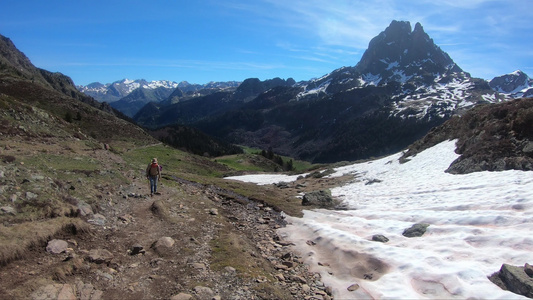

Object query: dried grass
[0,217,89,266]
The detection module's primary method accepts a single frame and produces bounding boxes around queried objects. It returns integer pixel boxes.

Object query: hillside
[0,34,343,299]
[402,97,533,173]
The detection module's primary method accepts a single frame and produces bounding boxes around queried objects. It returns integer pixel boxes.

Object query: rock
[77,202,93,217]
[224,266,236,274]
[155,237,175,248]
[151,237,175,256]
[171,293,193,300]
[0,206,16,215]
[523,142,533,154]
[76,281,103,300]
[282,261,296,268]
[26,191,37,200]
[275,273,285,281]
[96,270,114,281]
[87,214,106,226]
[402,223,430,237]
[525,263,533,277]
[347,283,360,291]
[194,286,215,299]
[498,264,533,298]
[191,263,206,270]
[46,239,69,254]
[118,214,133,223]
[130,244,145,255]
[31,284,76,300]
[274,182,290,189]
[31,174,45,181]
[87,249,114,264]
[290,275,307,284]
[372,234,389,243]
[302,190,334,208]
[209,208,218,215]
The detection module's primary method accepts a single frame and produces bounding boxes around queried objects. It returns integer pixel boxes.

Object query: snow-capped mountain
[77,79,241,104]
[77,79,180,103]
[489,70,533,98]
[296,21,502,119]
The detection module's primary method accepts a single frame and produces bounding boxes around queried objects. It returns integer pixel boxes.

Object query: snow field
[226,140,533,299]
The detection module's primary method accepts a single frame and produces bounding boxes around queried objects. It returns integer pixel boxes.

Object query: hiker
[146,158,161,196]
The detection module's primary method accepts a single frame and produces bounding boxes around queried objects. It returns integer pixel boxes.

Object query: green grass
[121,143,230,179]
[214,155,266,172]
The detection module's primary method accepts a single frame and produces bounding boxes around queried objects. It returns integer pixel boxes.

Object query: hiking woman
[146,158,161,196]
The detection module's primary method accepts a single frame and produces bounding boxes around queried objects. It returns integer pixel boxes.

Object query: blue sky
[1,0,531,86]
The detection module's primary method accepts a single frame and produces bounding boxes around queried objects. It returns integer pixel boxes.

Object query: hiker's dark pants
[149,176,158,194]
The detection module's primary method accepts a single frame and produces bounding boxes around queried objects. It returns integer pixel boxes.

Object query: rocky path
[6,169,333,299]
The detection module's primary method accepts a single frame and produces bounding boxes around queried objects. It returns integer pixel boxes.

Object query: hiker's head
[152,158,158,163]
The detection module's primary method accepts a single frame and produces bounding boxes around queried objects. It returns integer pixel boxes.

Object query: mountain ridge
[78,79,241,103]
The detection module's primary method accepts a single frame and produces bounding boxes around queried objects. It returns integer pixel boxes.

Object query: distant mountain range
[77,79,241,117]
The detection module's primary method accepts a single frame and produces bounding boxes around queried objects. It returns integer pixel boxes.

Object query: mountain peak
[413,22,424,33]
[489,70,533,97]
[354,20,463,84]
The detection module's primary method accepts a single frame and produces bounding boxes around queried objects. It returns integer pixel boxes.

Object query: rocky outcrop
[402,97,533,174]
[302,190,336,208]
[494,263,533,298]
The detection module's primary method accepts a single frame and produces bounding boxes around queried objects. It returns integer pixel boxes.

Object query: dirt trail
[1,160,334,299]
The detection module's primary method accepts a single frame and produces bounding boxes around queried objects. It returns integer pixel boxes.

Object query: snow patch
[229,140,533,299]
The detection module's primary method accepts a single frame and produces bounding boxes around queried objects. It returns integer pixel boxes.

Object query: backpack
[149,163,159,176]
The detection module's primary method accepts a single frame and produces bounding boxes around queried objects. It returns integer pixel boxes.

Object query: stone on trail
[46,239,69,254]
[170,293,193,300]
[130,244,145,255]
[31,284,76,300]
[87,249,114,264]
[193,286,215,299]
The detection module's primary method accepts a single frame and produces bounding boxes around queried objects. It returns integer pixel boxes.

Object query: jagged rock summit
[298,20,499,119]
[354,20,464,85]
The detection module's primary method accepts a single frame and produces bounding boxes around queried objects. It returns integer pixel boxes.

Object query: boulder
[302,190,335,208]
[154,237,175,248]
[402,223,430,237]
[525,263,533,277]
[31,284,76,300]
[171,293,193,300]
[87,214,106,226]
[371,234,389,243]
[77,202,93,217]
[0,206,16,215]
[130,244,145,255]
[151,237,175,256]
[194,286,215,299]
[87,249,114,264]
[498,264,533,298]
[46,239,69,254]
